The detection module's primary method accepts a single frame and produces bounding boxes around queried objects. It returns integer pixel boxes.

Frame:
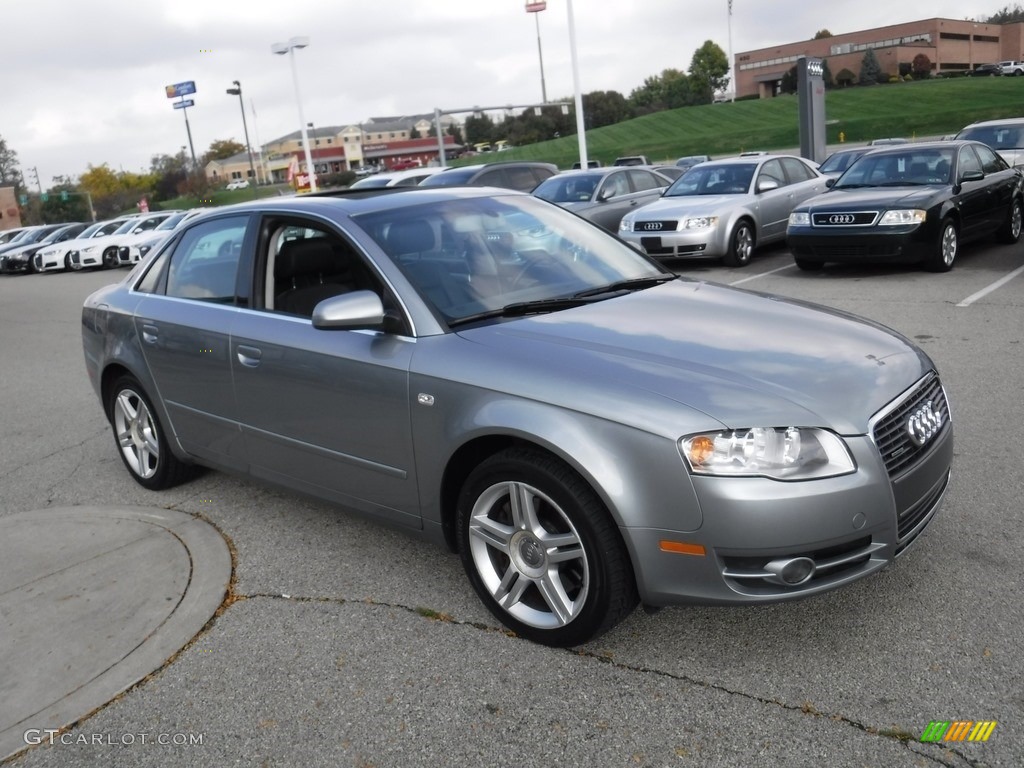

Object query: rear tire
[107,375,195,490]
[456,447,638,647]
[722,220,755,267]
[997,198,1023,244]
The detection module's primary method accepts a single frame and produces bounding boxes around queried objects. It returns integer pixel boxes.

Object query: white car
[349,166,444,189]
[116,209,207,265]
[78,212,177,269]
[35,218,135,272]
[225,179,250,190]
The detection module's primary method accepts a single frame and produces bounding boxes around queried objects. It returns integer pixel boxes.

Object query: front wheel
[997,198,1023,244]
[102,247,119,269]
[926,219,958,272]
[722,220,754,267]
[456,448,637,647]
[107,375,195,490]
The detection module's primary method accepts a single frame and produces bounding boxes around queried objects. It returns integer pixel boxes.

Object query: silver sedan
[532,167,671,231]
[82,188,952,646]
[618,154,828,266]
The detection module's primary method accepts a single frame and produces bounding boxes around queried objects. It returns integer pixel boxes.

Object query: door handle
[236,345,262,367]
[141,324,158,344]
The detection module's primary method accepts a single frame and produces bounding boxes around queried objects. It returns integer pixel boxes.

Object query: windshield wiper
[573,274,676,298]
[448,295,614,327]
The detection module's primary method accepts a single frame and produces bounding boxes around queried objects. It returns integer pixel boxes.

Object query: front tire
[102,247,119,269]
[722,220,755,267]
[107,375,194,490]
[997,198,1023,244]
[926,218,958,272]
[456,447,638,647]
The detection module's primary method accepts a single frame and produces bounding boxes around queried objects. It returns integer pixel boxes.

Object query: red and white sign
[525,1,546,12]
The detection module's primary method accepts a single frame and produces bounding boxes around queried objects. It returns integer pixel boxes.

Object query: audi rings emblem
[906,400,943,447]
[828,214,856,225]
[642,222,663,231]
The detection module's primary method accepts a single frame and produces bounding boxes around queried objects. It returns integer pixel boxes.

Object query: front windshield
[112,218,143,235]
[835,148,955,188]
[956,124,1024,150]
[76,222,108,239]
[357,195,669,325]
[350,176,392,189]
[155,213,188,231]
[819,151,864,175]
[664,163,756,197]
[418,168,478,187]
[533,173,599,203]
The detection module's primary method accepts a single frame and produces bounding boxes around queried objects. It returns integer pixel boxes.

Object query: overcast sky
[2,0,993,188]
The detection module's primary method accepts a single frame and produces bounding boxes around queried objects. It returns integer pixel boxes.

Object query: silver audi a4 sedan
[82,187,953,646]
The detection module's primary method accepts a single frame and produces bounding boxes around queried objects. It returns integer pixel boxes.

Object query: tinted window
[958,146,983,177]
[758,159,786,187]
[780,157,816,183]
[957,123,1024,150]
[627,169,663,192]
[974,143,1007,174]
[165,216,248,302]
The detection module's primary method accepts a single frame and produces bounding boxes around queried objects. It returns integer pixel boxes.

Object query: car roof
[960,117,1024,128]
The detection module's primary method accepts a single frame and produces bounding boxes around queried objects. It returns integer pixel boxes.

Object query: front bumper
[787,223,935,264]
[624,378,953,607]
[0,254,32,273]
[619,224,728,259]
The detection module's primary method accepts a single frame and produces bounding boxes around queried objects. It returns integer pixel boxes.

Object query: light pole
[566,0,589,168]
[226,80,258,195]
[525,1,548,103]
[271,36,317,193]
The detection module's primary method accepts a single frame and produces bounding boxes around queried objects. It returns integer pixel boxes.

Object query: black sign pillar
[797,57,826,163]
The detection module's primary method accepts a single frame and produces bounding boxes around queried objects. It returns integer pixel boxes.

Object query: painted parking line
[729,264,794,286]
[956,264,1024,307]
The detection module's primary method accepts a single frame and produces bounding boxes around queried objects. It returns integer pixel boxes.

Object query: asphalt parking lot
[1,238,1022,768]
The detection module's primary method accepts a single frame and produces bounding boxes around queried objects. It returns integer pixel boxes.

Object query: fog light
[764,556,815,586]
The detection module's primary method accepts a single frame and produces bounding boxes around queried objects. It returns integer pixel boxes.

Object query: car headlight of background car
[681,216,718,230]
[789,212,810,226]
[680,427,855,480]
[878,209,927,226]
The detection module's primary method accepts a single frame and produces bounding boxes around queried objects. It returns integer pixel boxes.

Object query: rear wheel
[997,198,1023,244]
[722,220,755,267]
[926,218,958,272]
[456,447,637,647]
[107,375,195,490]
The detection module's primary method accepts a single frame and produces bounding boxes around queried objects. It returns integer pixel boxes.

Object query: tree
[201,139,246,166]
[581,90,632,129]
[79,163,156,218]
[814,29,833,39]
[859,48,884,85]
[149,150,190,202]
[985,4,1024,23]
[463,113,496,146]
[912,53,933,80]
[689,41,730,102]
[0,134,23,191]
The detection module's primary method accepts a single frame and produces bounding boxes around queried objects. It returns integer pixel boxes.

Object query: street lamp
[525,1,548,103]
[271,36,317,193]
[226,80,258,195]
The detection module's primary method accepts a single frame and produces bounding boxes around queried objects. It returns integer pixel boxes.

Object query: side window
[475,169,507,188]
[958,146,983,178]
[264,219,383,319]
[974,144,1006,174]
[627,169,662,192]
[504,166,541,191]
[599,172,629,199]
[780,157,815,183]
[758,159,786,188]
[165,216,248,302]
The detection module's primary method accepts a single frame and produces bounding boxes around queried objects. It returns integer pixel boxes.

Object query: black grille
[872,376,949,477]
[795,243,903,258]
[634,220,678,233]
[896,472,948,546]
[811,211,878,226]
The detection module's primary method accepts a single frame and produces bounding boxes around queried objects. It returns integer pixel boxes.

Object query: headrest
[275,238,338,280]
[386,219,435,255]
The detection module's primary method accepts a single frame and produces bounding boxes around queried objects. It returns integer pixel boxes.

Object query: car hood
[455,280,931,436]
[803,186,941,210]
[627,195,745,219]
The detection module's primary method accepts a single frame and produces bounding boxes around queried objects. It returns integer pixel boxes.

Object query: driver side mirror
[756,177,781,193]
[597,187,616,202]
[312,290,386,330]
[960,169,985,183]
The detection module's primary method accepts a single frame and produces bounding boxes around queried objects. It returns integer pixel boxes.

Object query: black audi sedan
[786,140,1023,272]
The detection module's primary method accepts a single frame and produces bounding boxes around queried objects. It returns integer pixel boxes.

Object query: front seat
[274,239,356,316]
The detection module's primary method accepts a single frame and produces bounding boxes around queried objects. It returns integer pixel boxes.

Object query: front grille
[812,211,879,226]
[634,220,678,233]
[871,375,949,477]
[896,471,948,548]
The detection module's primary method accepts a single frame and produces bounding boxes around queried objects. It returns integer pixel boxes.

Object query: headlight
[789,212,810,226]
[681,216,717,230]
[680,427,855,480]
[878,209,926,226]
[619,219,633,232]
[82,245,99,254]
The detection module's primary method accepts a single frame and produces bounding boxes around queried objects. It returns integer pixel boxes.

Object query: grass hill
[502,76,1024,167]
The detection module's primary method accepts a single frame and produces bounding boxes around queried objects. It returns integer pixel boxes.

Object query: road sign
[165,81,197,99]
[173,99,195,110]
